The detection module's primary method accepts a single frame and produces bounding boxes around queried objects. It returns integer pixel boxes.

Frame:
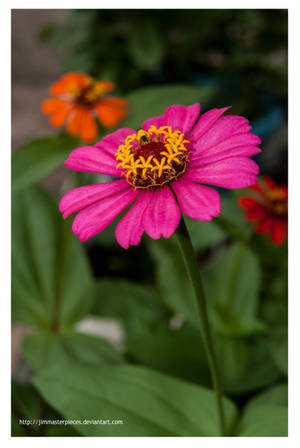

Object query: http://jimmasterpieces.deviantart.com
[18,419,124,427]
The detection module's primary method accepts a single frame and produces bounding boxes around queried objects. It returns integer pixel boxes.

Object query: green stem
[175,218,226,436]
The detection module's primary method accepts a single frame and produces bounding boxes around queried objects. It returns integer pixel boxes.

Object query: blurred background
[11,9,288,437]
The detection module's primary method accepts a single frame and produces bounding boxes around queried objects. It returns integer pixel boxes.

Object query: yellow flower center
[115,125,190,189]
[69,77,106,107]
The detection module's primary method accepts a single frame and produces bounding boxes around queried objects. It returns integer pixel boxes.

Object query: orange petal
[79,110,98,142]
[99,81,116,92]
[41,98,68,114]
[50,105,73,128]
[101,96,128,109]
[95,100,127,128]
[50,72,89,95]
[66,107,84,135]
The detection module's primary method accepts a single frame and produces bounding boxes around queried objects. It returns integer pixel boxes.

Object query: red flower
[41,72,128,142]
[239,177,288,245]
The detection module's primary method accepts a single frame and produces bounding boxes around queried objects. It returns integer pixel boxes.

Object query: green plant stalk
[175,218,226,436]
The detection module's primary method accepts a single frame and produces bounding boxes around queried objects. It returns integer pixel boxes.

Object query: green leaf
[214,192,252,242]
[147,237,263,337]
[11,382,45,436]
[260,281,287,376]
[214,336,249,393]
[268,326,288,376]
[209,333,283,396]
[202,242,263,336]
[227,337,282,395]
[11,379,81,437]
[122,84,214,130]
[238,385,288,436]
[127,324,211,386]
[185,217,226,252]
[95,279,166,335]
[94,280,211,386]
[12,381,43,421]
[245,383,288,410]
[127,21,166,72]
[33,357,237,436]
[204,242,260,316]
[12,133,79,192]
[146,235,199,328]
[44,425,80,437]
[238,405,287,436]
[61,332,125,366]
[22,332,124,371]
[220,193,248,228]
[261,287,288,325]
[12,185,95,330]
[11,414,27,436]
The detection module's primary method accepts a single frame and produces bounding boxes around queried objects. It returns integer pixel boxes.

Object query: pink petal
[72,188,139,242]
[191,146,261,168]
[184,156,259,188]
[172,179,220,221]
[59,179,129,219]
[142,104,200,135]
[64,146,120,176]
[163,104,201,134]
[94,128,136,157]
[142,186,181,239]
[189,133,262,167]
[190,115,257,159]
[189,107,230,141]
[115,191,153,249]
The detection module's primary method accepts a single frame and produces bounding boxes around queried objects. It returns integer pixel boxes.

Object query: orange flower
[41,72,128,142]
[239,176,288,245]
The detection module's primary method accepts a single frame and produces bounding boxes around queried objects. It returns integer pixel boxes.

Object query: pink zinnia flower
[59,104,261,248]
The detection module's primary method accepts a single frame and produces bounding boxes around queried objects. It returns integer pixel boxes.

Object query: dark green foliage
[32,357,237,436]
[41,9,287,104]
[237,384,288,436]
[12,133,80,192]
[11,181,288,437]
[12,185,95,330]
